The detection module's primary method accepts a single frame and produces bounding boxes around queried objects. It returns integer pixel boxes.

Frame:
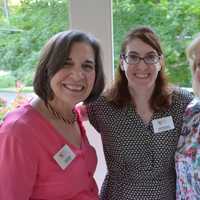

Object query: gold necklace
[46,102,77,125]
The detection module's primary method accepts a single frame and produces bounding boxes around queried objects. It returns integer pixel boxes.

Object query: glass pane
[0,0,69,116]
[113,0,200,87]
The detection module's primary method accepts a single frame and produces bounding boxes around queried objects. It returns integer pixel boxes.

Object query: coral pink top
[0,104,99,200]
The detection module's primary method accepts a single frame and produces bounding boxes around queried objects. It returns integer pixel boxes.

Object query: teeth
[135,74,149,78]
[62,83,83,91]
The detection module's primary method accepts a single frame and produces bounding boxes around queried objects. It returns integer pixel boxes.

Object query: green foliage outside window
[113,0,200,87]
[0,0,200,88]
[0,0,69,87]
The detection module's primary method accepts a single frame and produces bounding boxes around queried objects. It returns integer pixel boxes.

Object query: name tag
[53,144,76,170]
[152,116,174,133]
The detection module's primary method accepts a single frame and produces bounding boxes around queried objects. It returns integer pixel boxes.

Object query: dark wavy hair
[105,26,171,111]
[33,30,105,104]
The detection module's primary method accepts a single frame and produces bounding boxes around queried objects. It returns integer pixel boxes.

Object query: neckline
[25,104,85,150]
[46,102,77,125]
[125,103,154,126]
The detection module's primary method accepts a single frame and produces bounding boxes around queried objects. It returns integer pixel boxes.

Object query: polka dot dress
[87,88,193,200]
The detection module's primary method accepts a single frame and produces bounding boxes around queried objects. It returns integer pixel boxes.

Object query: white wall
[69,0,114,86]
[83,121,107,190]
[69,0,113,189]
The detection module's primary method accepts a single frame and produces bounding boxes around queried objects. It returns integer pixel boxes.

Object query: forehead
[68,42,95,58]
[126,38,156,54]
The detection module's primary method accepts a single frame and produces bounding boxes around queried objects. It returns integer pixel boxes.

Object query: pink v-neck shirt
[0,104,99,200]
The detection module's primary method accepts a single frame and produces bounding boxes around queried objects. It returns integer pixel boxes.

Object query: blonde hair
[186,33,200,73]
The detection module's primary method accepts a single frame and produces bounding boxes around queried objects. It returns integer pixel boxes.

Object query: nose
[137,59,148,70]
[71,66,85,80]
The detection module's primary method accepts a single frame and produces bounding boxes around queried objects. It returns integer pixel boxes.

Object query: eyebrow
[84,60,95,65]
[64,58,95,64]
[128,51,157,55]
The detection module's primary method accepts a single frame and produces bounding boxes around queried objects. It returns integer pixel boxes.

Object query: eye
[145,54,159,63]
[146,54,157,60]
[82,63,95,71]
[126,54,139,63]
[128,54,139,60]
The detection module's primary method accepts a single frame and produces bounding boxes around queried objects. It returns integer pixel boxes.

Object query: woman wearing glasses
[85,26,193,199]
[175,33,200,199]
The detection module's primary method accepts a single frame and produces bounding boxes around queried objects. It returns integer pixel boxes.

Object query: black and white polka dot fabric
[87,88,193,200]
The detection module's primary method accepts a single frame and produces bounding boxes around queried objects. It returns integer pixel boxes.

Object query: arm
[0,131,37,200]
[177,98,200,151]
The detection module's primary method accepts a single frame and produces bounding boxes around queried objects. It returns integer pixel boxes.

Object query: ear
[120,58,125,71]
[157,55,164,71]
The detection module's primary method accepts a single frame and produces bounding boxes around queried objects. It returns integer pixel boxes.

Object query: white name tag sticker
[152,116,175,133]
[53,144,76,170]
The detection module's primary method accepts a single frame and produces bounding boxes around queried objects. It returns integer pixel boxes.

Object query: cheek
[50,74,59,88]
[196,69,200,81]
[49,77,55,89]
[50,70,69,85]
[124,68,130,78]
[50,72,60,83]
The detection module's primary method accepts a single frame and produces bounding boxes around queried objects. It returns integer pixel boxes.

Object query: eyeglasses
[121,53,161,65]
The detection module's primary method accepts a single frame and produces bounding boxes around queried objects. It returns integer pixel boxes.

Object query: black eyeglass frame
[120,53,161,65]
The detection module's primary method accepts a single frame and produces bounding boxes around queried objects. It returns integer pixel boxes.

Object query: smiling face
[50,42,96,108]
[195,46,200,69]
[192,45,200,96]
[121,38,161,94]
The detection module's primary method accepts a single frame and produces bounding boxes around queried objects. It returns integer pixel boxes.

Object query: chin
[72,98,86,105]
[137,81,154,87]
